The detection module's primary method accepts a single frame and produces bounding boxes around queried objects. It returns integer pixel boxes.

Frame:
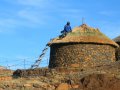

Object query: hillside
[0,66,6,70]
[0,60,120,90]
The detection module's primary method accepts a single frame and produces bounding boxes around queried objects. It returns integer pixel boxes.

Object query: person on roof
[63,21,72,33]
[60,22,72,38]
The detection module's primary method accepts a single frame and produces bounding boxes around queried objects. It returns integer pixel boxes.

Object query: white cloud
[4,0,55,25]
[0,19,17,33]
[98,11,118,16]
[17,0,45,6]
[4,0,46,6]
[17,9,51,26]
[1,0,85,31]
[18,9,40,23]
[0,9,48,33]
[4,0,53,10]
[0,19,16,27]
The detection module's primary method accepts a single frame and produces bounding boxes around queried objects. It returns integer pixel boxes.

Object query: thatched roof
[113,36,120,43]
[48,24,119,47]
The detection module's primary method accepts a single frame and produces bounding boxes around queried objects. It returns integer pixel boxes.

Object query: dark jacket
[64,25,72,32]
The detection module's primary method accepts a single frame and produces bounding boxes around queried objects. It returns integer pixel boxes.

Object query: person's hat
[67,21,70,25]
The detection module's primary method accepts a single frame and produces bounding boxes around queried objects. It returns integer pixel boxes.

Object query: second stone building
[114,36,120,60]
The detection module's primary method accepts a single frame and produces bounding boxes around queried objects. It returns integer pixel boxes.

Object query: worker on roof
[63,21,72,33]
[59,21,72,38]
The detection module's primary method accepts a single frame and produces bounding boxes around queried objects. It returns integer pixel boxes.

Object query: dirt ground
[1,61,120,90]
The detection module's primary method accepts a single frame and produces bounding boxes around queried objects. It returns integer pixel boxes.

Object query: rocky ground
[1,61,120,90]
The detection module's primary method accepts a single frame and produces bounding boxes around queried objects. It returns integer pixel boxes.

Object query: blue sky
[0,0,120,69]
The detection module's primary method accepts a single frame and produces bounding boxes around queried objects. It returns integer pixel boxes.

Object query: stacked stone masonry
[116,42,120,60]
[49,43,116,68]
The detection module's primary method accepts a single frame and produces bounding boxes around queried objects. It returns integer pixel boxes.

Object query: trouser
[59,32,67,38]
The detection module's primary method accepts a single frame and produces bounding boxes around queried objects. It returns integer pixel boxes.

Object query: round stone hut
[48,24,119,69]
[114,36,120,60]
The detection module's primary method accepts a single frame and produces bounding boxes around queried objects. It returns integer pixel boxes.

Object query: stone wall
[116,43,120,60]
[49,43,116,68]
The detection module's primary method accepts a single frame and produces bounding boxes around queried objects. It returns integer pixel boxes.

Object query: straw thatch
[48,24,118,47]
